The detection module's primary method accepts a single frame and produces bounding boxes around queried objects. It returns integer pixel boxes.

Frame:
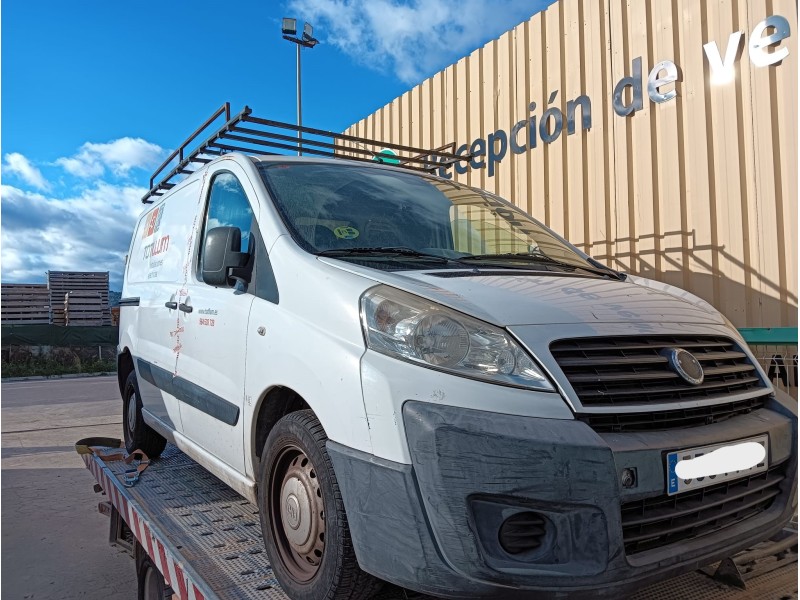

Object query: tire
[258,410,382,600]
[135,542,172,600]
[123,371,167,459]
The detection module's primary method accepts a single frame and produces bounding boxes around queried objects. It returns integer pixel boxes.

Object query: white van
[118,108,796,599]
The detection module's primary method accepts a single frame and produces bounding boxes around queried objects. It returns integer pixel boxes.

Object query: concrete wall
[344,0,797,328]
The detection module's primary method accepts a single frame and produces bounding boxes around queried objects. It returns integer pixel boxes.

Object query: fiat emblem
[662,348,704,385]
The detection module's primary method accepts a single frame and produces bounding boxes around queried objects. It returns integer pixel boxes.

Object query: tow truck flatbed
[81,443,798,600]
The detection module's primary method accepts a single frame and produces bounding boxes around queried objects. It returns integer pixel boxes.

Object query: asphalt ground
[2,375,136,599]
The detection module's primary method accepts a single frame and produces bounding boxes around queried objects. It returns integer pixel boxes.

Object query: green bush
[1,345,117,378]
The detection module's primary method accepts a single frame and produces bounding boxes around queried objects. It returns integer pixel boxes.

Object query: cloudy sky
[3,0,551,290]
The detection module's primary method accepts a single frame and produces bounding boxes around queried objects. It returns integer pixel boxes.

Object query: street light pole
[296,42,302,154]
[282,18,318,157]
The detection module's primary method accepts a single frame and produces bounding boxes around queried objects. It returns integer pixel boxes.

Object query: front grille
[579,395,769,432]
[621,462,787,555]
[551,335,766,406]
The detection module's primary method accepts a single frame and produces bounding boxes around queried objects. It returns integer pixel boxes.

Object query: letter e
[648,60,679,103]
[749,15,791,67]
[470,138,487,170]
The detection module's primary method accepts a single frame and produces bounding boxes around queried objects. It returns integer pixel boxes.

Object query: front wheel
[123,371,167,459]
[258,410,381,600]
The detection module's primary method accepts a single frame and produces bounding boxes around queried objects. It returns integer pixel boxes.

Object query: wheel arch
[251,385,312,475]
[118,348,135,398]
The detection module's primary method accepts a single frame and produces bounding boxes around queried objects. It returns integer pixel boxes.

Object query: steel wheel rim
[127,390,138,436]
[269,444,326,582]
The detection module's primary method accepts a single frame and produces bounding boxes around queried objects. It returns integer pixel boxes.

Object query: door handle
[164,301,178,310]
[178,303,193,313]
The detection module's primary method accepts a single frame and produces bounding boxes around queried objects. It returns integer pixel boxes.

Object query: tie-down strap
[75,437,151,487]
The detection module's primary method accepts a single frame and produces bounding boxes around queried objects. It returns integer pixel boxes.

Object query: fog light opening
[621,467,637,489]
[498,511,547,555]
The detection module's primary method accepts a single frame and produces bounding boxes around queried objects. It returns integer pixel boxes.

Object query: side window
[198,170,279,300]
[199,171,254,274]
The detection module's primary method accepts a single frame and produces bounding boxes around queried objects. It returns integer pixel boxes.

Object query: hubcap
[127,391,138,433]
[270,447,326,581]
[281,476,312,548]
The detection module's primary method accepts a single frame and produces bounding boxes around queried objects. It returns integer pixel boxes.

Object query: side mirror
[202,227,249,287]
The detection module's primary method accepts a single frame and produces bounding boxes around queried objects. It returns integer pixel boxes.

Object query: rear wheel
[123,371,167,459]
[135,542,172,600]
[258,410,381,600]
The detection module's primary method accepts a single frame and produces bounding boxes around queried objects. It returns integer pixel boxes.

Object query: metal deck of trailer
[82,443,798,600]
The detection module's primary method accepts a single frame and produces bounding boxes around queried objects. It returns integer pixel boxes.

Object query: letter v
[703,31,744,84]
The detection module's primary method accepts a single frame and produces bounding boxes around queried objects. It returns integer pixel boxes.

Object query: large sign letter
[749,15,791,67]
[703,31,744,84]
[648,61,679,103]
[613,57,644,116]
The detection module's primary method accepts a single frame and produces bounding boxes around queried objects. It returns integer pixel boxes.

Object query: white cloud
[287,0,550,84]
[3,153,51,191]
[55,137,166,179]
[1,183,146,289]
[55,155,105,178]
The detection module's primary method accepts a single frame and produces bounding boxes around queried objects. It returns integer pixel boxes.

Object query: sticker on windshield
[334,226,360,240]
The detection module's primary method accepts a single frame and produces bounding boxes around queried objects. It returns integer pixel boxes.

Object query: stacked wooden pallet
[51,307,67,326]
[48,271,111,326]
[65,291,106,326]
[1,284,51,324]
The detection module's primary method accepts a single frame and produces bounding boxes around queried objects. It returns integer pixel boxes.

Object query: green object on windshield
[373,149,400,165]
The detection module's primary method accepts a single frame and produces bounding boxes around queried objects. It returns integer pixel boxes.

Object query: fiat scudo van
[118,116,796,599]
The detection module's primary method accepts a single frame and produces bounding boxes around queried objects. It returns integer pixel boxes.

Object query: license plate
[666,434,768,496]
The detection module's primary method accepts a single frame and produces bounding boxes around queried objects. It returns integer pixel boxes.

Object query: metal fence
[741,328,798,400]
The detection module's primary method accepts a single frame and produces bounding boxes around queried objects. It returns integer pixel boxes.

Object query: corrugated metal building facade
[344,0,797,329]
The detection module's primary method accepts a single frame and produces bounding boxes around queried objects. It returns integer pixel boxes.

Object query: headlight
[360,285,554,391]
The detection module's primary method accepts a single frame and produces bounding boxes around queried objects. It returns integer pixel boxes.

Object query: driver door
[174,165,259,473]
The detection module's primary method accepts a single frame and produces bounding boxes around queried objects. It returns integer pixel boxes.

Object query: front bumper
[328,397,797,599]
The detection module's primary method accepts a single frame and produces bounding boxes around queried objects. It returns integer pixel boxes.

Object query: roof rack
[142,102,469,204]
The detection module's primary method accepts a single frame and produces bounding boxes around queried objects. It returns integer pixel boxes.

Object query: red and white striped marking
[83,453,206,600]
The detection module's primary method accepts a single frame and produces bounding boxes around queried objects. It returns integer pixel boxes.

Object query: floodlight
[282,18,297,36]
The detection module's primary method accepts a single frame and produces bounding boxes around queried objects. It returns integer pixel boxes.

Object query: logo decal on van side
[143,235,170,260]
[142,206,164,239]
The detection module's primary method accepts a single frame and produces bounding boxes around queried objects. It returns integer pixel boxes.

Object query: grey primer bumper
[327,398,797,599]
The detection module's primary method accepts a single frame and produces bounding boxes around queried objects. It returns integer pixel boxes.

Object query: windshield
[258,162,599,272]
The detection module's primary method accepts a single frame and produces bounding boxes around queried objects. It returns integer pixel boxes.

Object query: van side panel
[122,179,204,431]
[243,235,375,478]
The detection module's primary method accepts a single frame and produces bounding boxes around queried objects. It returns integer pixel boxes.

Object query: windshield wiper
[586,256,626,280]
[460,252,618,278]
[317,247,450,263]
[460,253,573,269]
